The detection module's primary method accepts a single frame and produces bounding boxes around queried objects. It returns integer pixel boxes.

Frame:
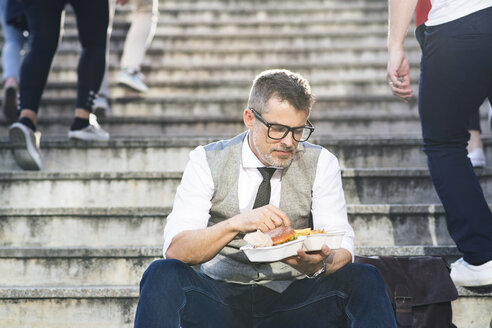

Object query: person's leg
[0,0,26,122]
[134,259,252,328]
[116,0,158,92]
[18,0,64,120]
[94,0,115,119]
[254,263,396,327]
[9,0,65,171]
[418,9,492,268]
[0,0,25,82]
[120,0,157,71]
[68,0,109,141]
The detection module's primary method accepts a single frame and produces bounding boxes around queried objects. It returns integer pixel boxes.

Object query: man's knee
[337,263,386,292]
[141,259,191,287]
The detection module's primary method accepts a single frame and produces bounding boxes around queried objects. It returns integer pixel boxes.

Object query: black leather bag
[355,256,458,328]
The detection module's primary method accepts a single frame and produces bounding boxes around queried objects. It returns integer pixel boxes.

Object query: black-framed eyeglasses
[250,108,315,142]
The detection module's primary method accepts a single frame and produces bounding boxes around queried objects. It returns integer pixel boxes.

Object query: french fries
[294,228,325,236]
[294,228,311,236]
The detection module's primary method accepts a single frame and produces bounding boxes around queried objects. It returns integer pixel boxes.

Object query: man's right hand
[230,205,290,233]
[387,48,413,102]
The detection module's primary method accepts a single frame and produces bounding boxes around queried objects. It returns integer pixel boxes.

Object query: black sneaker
[3,84,19,123]
[9,122,42,170]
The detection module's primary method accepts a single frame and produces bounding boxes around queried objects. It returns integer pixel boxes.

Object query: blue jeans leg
[134,261,396,328]
[0,0,27,81]
[134,259,253,328]
[418,7,492,264]
[253,263,397,328]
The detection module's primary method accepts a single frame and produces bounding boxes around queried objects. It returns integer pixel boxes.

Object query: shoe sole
[472,162,486,168]
[3,87,18,123]
[452,272,492,287]
[453,279,492,287]
[68,131,110,141]
[9,124,42,171]
[116,77,149,93]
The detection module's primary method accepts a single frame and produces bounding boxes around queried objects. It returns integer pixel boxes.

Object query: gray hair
[247,69,315,115]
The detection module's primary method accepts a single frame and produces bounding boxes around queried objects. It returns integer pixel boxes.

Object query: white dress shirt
[163,134,355,260]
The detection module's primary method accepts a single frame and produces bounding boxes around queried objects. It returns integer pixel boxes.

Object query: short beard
[252,130,297,168]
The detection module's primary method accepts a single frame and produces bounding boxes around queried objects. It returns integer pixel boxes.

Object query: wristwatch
[306,257,327,279]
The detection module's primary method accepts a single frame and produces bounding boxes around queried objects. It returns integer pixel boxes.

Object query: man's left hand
[283,244,331,276]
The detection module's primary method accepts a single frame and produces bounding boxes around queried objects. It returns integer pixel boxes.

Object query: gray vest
[202,132,322,292]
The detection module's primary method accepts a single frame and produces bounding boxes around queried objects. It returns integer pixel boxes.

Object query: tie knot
[257,167,276,181]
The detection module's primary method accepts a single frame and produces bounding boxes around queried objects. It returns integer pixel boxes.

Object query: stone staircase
[0,1,491,327]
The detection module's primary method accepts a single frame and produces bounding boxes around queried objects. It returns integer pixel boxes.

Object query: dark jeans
[468,109,481,132]
[19,0,108,113]
[134,259,397,328]
[418,6,492,264]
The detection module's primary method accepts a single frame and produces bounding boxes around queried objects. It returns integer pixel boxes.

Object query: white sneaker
[468,148,486,167]
[116,68,149,93]
[68,115,110,141]
[9,122,42,170]
[450,257,492,287]
[93,95,110,119]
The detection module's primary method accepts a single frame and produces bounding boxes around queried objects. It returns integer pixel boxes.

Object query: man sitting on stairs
[133,69,397,328]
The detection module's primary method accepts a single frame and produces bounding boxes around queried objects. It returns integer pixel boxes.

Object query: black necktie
[253,168,276,209]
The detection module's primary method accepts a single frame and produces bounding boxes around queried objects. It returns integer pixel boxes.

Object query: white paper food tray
[240,231,345,262]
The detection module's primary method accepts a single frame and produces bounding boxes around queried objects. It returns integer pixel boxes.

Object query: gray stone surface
[0,285,138,299]
[0,204,458,247]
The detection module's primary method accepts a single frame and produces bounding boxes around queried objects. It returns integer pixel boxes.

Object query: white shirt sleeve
[312,148,355,261]
[162,146,214,257]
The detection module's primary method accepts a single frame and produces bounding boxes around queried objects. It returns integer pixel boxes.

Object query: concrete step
[0,245,463,287]
[54,29,419,56]
[340,167,492,204]
[63,14,390,29]
[39,77,418,100]
[2,136,492,172]
[155,0,388,11]
[39,80,417,100]
[0,247,157,286]
[34,76,420,107]
[0,207,167,247]
[0,204,458,247]
[52,37,419,61]
[44,28,417,54]
[0,284,489,328]
[45,48,422,85]
[100,1,389,22]
[349,204,454,247]
[0,137,211,172]
[46,55,421,74]
[2,168,492,207]
[55,38,419,55]
[1,109,432,138]
[33,52,422,90]
[0,285,138,328]
[0,171,181,208]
